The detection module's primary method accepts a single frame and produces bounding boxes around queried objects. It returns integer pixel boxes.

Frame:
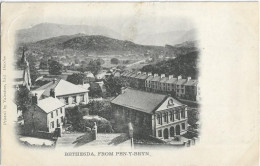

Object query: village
[13,47,200,149]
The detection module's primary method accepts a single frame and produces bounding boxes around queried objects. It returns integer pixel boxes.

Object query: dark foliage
[86,60,102,76]
[141,51,199,79]
[187,109,199,127]
[49,60,63,75]
[15,86,33,113]
[88,82,103,98]
[66,73,85,85]
[110,58,120,64]
[103,76,127,97]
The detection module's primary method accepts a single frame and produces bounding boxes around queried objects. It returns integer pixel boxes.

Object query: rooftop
[176,79,187,85]
[37,97,65,113]
[34,79,88,98]
[184,79,198,86]
[111,88,168,114]
[159,77,168,83]
[165,78,178,84]
[151,76,161,82]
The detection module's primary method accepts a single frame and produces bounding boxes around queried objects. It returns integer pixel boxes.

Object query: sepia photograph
[1,2,258,166]
[14,14,200,149]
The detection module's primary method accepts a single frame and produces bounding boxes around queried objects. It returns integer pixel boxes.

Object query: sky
[13,3,195,37]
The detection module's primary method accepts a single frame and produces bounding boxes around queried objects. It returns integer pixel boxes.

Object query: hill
[16,23,122,44]
[17,34,165,58]
[165,40,198,57]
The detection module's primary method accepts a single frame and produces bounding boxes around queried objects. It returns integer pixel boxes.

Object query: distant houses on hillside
[120,71,201,102]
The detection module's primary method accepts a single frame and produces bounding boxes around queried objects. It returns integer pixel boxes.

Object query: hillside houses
[120,71,201,101]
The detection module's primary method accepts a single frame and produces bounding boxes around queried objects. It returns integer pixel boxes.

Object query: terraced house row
[120,71,201,101]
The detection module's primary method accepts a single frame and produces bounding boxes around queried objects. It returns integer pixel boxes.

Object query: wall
[23,106,48,134]
[57,92,89,107]
[47,106,65,133]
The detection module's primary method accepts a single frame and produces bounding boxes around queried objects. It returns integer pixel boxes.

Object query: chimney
[53,78,57,84]
[177,75,182,80]
[161,74,165,78]
[154,73,158,77]
[169,75,173,79]
[148,72,152,76]
[93,122,97,140]
[32,93,38,105]
[187,77,191,81]
[50,88,56,98]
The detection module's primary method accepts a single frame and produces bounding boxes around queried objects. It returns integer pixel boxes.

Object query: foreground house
[32,79,89,107]
[24,95,65,134]
[111,88,188,140]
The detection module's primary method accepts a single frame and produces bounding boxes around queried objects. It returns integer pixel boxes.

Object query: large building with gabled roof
[111,88,188,140]
[32,79,89,107]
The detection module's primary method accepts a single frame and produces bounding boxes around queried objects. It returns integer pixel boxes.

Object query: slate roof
[175,79,187,85]
[165,78,178,84]
[34,79,88,98]
[37,97,65,114]
[151,76,161,82]
[139,74,149,80]
[184,79,198,86]
[159,77,168,83]
[111,88,167,114]
[146,75,154,81]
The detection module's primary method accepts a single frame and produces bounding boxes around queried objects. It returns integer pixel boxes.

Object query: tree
[39,60,48,69]
[86,60,102,76]
[49,60,63,75]
[104,76,127,97]
[15,86,33,113]
[96,58,105,65]
[88,82,103,98]
[110,58,120,64]
[67,73,85,85]
[30,65,40,85]
[187,109,199,127]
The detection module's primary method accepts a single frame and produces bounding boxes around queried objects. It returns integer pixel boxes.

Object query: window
[57,119,60,127]
[72,96,77,103]
[56,110,58,116]
[169,112,173,121]
[80,95,85,102]
[158,130,162,137]
[60,108,62,114]
[64,97,69,105]
[182,123,185,130]
[181,111,185,118]
[51,112,53,118]
[176,112,180,120]
[157,115,161,125]
[51,121,54,128]
[164,113,168,122]
[61,116,64,123]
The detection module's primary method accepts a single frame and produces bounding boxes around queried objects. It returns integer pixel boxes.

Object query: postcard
[1,2,259,166]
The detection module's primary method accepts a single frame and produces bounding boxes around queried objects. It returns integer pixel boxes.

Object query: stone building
[24,95,65,134]
[120,71,200,102]
[111,88,188,140]
[32,79,89,107]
